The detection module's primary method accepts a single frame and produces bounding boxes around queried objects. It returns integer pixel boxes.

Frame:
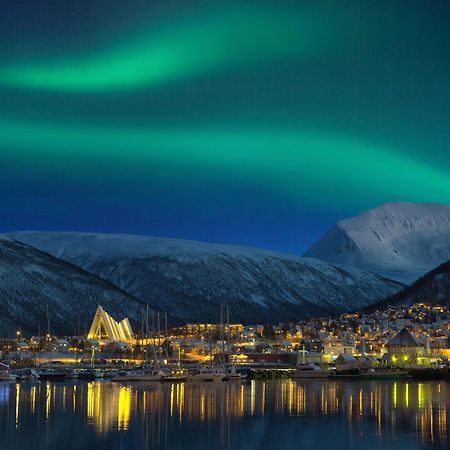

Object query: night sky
[1,0,450,253]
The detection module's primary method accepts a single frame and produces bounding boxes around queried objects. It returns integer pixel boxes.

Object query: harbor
[2,302,450,384]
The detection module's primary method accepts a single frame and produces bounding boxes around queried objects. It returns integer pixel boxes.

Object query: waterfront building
[383,327,442,366]
[296,350,323,365]
[385,327,423,366]
[171,323,244,338]
[87,306,134,342]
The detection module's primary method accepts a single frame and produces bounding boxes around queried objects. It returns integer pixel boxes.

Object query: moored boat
[162,368,188,382]
[31,367,68,381]
[0,363,15,381]
[293,364,331,379]
[224,365,244,381]
[12,368,34,381]
[112,367,163,382]
[64,368,80,379]
[188,366,227,382]
[77,368,105,380]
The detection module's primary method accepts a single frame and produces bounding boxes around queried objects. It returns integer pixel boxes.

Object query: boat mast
[46,303,52,362]
[226,305,231,366]
[151,311,161,371]
[145,305,150,366]
[46,304,50,337]
[163,312,172,369]
[157,312,161,352]
[140,308,145,365]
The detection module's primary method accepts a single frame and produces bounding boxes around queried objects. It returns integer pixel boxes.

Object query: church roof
[387,327,420,347]
[87,305,134,341]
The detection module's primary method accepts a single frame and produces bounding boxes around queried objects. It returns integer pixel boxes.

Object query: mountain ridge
[0,238,155,335]
[6,231,403,324]
[304,201,450,283]
[364,259,450,312]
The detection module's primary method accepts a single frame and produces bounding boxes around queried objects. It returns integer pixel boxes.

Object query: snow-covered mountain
[304,202,450,284]
[367,260,450,311]
[8,231,402,323]
[0,238,149,335]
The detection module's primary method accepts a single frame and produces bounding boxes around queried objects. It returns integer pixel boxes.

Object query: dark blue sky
[1,0,450,253]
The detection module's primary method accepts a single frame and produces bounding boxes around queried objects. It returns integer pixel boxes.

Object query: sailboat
[113,307,164,382]
[187,365,227,382]
[163,343,188,382]
[225,365,243,381]
[160,313,188,382]
[162,367,188,382]
[188,313,227,382]
[112,365,163,382]
[31,367,68,381]
[79,346,103,379]
[223,305,244,381]
[0,363,15,381]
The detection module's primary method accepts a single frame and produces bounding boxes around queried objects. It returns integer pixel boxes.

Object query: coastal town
[1,302,450,381]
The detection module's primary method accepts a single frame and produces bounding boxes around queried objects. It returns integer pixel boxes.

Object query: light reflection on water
[0,379,448,449]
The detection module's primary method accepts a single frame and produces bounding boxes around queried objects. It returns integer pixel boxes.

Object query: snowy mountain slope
[366,260,450,311]
[0,238,150,335]
[304,202,450,284]
[8,231,403,323]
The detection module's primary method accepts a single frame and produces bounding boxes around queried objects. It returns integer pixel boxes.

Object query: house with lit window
[384,327,440,367]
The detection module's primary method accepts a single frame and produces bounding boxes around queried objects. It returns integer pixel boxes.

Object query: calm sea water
[0,379,448,450]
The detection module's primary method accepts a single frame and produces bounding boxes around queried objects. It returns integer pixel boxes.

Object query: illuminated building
[384,327,439,366]
[171,323,244,338]
[87,305,134,342]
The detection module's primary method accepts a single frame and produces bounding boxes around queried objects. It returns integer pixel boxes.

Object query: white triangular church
[87,305,134,341]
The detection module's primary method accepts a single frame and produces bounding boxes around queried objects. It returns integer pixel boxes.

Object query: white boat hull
[227,374,243,380]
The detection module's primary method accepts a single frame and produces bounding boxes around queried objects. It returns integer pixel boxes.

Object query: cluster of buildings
[3,303,450,370]
[156,303,449,369]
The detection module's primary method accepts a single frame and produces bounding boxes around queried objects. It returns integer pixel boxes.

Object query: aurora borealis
[0,7,334,91]
[1,0,450,252]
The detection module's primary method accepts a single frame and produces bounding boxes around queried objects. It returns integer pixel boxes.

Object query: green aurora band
[1,0,449,247]
[2,118,450,208]
[0,7,334,91]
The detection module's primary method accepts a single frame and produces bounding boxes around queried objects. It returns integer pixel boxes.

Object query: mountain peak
[305,202,450,283]
[5,231,401,323]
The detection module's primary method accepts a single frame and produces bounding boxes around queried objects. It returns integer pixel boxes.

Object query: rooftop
[387,327,420,347]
